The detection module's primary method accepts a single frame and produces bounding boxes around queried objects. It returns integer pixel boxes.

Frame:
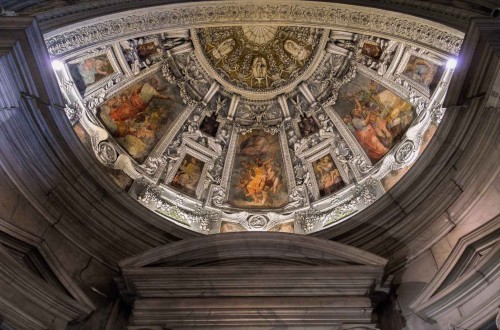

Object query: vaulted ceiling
[0,1,499,329]
[46,2,462,234]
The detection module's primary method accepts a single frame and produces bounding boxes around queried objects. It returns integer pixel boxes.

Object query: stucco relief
[50,11,459,235]
[45,2,463,57]
[192,25,327,98]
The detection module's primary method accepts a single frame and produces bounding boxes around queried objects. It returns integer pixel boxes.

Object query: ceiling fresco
[193,26,327,96]
[49,3,460,235]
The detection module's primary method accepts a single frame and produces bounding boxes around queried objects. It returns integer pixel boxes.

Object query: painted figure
[137,41,157,60]
[229,131,288,208]
[351,97,389,161]
[313,155,344,196]
[335,75,415,164]
[403,55,443,91]
[99,73,184,162]
[251,56,268,87]
[284,40,311,64]
[70,55,114,92]
[298,115,319,137]
[361,42,383,60]
[238,156,281,206]
[171,155,203,196]
[210,38,235,64]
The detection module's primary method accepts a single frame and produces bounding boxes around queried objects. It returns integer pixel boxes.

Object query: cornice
[119,232,388,268]
[43,1,463,57]
[0,245,91,322]
[118,232,385,328]
[0,295,45,330]
[410,217,500,313]
[25,0,492,33]
[454,294,500,329]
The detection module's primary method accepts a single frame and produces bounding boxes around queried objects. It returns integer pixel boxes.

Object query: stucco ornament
[50,3,460,234]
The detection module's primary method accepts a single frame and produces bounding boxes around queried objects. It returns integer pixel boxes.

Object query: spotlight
[52,60,64,71]
[446,58,457,69]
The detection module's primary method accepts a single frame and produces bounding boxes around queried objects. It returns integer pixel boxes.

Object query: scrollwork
[395,140,415,164]
[136,156,166,176]
[247,214,268,229]
[85,94,105,111]
[138,185,218,232]
[49,2,459,235]
[64,103,81,125]
[354,156,373,175]
[96,141,118,165]
[323,179,377,226]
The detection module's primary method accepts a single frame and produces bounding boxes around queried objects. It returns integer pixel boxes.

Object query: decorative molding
[44,2,463,57]
[117,233,386,328]
[410,217,500,321]
[119,232,388,267]
[454,295,500,330]
[0,245,92,325]
[42,3,461,234]
[191,26,329,100]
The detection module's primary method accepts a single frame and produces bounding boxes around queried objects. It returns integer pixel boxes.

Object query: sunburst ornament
[242,25,278,45]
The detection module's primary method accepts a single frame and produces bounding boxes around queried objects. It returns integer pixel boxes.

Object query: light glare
[446,58,457,69]
[52,60,64,71]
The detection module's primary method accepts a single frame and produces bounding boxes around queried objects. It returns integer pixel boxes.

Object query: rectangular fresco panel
[402,55,444,92]
[69,54,115,93]
[312,154,345,197]
[121,38,162,73]
[336,74,415,164]
[99,72,185,163]
[170,154,204,197]
[228,130,288,208]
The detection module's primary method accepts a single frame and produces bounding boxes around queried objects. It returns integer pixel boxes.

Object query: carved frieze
[45,2,463,57]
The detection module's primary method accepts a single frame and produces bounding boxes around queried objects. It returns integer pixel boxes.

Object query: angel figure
[208,128,229,156]
[318,114,337,140]
[182,115,204,142]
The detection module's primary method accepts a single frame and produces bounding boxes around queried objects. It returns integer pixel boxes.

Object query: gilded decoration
[49,2,461,235]
[194,26,324,94]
